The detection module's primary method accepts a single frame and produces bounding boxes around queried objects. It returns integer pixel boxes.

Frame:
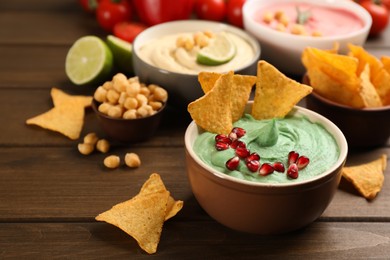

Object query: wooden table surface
[1,1,390,258]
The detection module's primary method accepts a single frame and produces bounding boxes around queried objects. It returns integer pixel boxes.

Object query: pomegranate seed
[230,139,246,149]
[226,156,240,171]
[231,127,246,138]
[235,147,250,158]
[297,156,310,170]
[273,162,285,172]
[287,163,299,179]
[215,134,231,144]
[245,152,260,163]
[246,160,260,172]
[215,142,229,151]
[259,163,274,176]
[229,132,238,140]
[288,151,299,165]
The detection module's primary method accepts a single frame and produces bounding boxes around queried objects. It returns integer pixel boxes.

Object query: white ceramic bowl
[243,0,371,75]
[185,103,348,234]
[132,20,261,107]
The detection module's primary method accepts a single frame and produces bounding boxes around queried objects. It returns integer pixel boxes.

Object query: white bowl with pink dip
[243,0,372,75]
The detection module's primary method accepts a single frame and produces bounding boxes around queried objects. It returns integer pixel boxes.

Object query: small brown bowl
[92,99,166,143]
[306,92,390,148]
[185,103,347,234]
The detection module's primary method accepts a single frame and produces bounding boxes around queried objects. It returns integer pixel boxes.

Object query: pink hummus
[255,3,364,37]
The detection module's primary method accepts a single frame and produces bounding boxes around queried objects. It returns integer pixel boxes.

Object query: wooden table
[1,1,390,258]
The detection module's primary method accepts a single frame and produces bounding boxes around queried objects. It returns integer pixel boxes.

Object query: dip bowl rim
[132,19,261,76]
[184,103,348,189]
[242,0,372,43]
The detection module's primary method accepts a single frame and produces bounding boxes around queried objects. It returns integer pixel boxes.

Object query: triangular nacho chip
[96,190,170,254]
[26,105,86,140]
[349,44,390,105]
[188,71,234,134]
[198,72,256,122]
[252,60,312,119]
[51,87,92,108]
[342,154,387,200]
[359,64,383,107]
[140,173,183,221]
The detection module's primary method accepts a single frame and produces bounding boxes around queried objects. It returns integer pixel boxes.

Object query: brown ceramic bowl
[306,91,390,148]
[184,104,348,234]
[92,99,166,143]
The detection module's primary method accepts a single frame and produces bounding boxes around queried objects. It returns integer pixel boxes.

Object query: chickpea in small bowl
[92,73,168,143]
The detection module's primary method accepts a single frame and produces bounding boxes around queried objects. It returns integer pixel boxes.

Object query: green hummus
[194,114,340,183]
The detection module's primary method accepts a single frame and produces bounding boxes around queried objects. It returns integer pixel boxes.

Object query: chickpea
[291,24,306,35]
[98,102,112,114]
[123,109,137,119]
[274,11,284,21]
[152,87,168,102]
[148,101,163,111]
[94,86,107,103]
[106,89,120,104]
[136,93,148,107]
[139,86,150,96]
[124,97,138,110]
[312,31,322,37]
[279,15,289,27]
[203,30,214,38]
[107,105,123,118]
[78,143,94,155]
[137,105,151,118]
[184,38,194,51]
[125,153,141,168]
[126,81,141,97]
[263,12,274,23]
[104,155,120,169]
[83,132,98,145]
[102,81,113,90]
[112,73,129,92]
[194,32,209,48]
[276,23,287,32]
[96,139,110,153]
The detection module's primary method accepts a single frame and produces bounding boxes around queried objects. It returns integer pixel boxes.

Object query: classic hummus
[194,114,339,183]
[257,2,364,37]
[137,32,255,75]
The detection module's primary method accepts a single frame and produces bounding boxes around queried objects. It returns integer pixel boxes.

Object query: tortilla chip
[96,190,169,254]
[359,64,383,107]
[342,154,387,200]
[381,56,390,73]
[307,66,365,108]
[51,88,92,108]
[349,44,390,105]
[26,105,86,140]
[252,60,312,119]
[302,47,360,89]
[26,88,92,140]
[230,74,257,122]
[188,71,234,134]
[198,72,256,122]
[139,173,184,221]
[198,71,222,93]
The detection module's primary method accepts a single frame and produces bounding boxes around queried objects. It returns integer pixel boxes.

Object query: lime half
[106,35,133,75]
[65,35,113,86]
[197,32,236,66]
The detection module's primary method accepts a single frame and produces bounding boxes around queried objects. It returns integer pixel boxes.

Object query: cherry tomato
[381,0,390,10]
[195,0,227,21]
[113,22,147,43]
[79,0,99,13]
[96,0,132,32]
[134,0,195,26]
[227,0,246,28]
[359,0,389,36]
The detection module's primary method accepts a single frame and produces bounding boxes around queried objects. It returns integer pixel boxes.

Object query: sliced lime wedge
[106,35,133,75]
[65,35,113,86]
[196,32,236,66]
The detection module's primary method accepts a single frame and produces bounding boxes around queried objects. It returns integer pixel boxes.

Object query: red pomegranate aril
[259,163,274,176]
[215,134,232,144]
[246,160,260,172]
[245,152,260,163]
[297,155,310,170]
[230,139,246,149]
[287,163,299,179]
[231,127,246,138]
[235,147,250,158]
[226,156,240,171]
[288,151,299,165]
[215,141,229,151]
[273,161,285,172]
[229,132,238,140]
